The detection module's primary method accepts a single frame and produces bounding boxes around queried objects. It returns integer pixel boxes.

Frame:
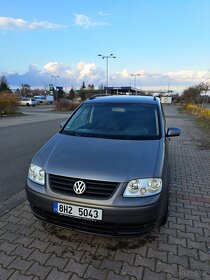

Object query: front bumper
[26,186,161,237]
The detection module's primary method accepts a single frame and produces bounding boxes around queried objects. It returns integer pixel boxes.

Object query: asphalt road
[0,116,68,202]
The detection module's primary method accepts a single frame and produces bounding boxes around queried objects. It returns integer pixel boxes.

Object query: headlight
[28,164,45,185]
[127,180,141,193]
[123,178,162,197]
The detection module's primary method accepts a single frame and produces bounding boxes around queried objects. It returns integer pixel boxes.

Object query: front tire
[160,200,168,225]
[156,180,170,226]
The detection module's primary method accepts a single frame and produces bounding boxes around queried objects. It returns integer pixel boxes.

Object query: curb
[0,190,26,217]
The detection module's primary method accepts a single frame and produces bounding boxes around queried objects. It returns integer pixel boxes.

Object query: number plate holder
[53,202,103,221]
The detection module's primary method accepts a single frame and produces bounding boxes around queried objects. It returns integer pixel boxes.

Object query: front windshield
[62,102,160,140]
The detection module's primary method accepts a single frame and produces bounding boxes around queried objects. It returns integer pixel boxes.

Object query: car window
[69,105,93,129]
[62,102,160,140]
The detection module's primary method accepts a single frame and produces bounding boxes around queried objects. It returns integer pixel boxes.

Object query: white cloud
[28,64,39,72]
[0,17,65,30]
[43,61,101,81]
[4,63,210,92]
[75,61,104,84]
[74,14,108,28]
[114,69,147,79]
[119,69,130,78]
[165,71,210,81]
[77,61,93,75]
[44,62,73,76]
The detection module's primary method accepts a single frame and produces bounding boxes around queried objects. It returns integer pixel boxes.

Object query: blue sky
[0,0,210,92]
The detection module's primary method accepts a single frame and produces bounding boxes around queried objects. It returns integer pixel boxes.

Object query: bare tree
[197,82,210,105]
[21,84,31,96]
[181,82,210,104]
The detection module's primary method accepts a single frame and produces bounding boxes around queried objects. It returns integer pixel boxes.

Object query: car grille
[31,205,156,237]
[48,174,119,199]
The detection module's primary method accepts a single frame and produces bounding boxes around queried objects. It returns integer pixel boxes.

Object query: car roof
[86,95,160,105]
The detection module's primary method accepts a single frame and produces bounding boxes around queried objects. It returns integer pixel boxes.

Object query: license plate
[53,202,102,221]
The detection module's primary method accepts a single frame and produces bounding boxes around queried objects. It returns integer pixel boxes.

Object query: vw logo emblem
[73,181,86,195]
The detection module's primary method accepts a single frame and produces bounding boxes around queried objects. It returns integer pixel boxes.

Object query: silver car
[33,96,46,104]
[26,95,180,236]
[19,97,37,107]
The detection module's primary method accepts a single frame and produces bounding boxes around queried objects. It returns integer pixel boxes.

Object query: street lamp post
[131,73,141,94]
[98,53,116,94]
[51,75,60,109]
[42,81,47,94]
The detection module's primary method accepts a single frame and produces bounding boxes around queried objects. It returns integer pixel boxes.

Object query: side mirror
[60,122,66,129]
[166,127,181,137]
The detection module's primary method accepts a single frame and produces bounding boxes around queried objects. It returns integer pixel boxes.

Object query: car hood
[34,133,160,182]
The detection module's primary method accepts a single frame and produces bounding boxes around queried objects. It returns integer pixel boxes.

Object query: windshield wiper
[62,130,81,136]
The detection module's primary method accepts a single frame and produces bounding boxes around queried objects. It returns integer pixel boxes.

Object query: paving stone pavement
[0,105,209,280]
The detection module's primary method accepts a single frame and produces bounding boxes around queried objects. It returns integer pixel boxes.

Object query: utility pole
[51,75,60,109]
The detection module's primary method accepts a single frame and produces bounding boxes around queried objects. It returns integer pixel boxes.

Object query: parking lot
[0,105,209,280]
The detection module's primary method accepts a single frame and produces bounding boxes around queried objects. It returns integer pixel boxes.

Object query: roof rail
[88,94,109,100]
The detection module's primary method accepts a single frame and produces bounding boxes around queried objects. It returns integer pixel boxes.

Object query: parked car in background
[33,96,46,104]
[19,97,37,107]
[45,95,54,104]
[26,95,181,236]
